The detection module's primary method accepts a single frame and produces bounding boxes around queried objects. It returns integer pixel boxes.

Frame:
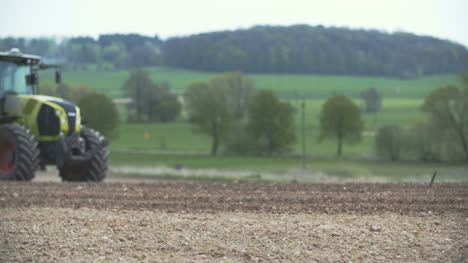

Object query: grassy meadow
[110,98,423,156]
[40,67,459,99]
[40,68,467,182]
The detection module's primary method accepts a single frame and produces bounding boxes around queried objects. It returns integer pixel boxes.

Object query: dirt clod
[370,224,382,232]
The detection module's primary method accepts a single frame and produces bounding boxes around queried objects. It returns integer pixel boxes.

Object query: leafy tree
[78,92,120,140]
[210,71,254,120]
[405,120,444,162]
[318,95,364,157]
[58,83,91,103]
[223,123,259,155]
[421,84,468,161]
[149,85,181,122]
[184,72,256,155]
[101,42,127,69]
[122,69,180,122]
[97,34,162,69]
[462,73,468,87]
[360,87,382,113]
[122,69,155,122]
[375,124,404,161]
[37,82,58,97]
[246,89,296,156]
[126,42,162,68]
[27,38,57,57]
[184,82,231,156]
[38,82,91,104]
[64,38,100,67]
[403,118,467,162]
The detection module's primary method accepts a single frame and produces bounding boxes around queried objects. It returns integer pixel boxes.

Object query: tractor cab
[0,48,61,97]
[0,48,40,96]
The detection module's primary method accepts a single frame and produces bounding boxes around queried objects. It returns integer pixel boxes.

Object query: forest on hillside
[1,25,467,77]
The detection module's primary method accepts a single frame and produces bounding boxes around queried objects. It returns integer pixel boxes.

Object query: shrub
[375,124,404,161]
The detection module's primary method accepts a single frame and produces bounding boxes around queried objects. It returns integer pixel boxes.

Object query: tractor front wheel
[0,124,40,181]
[59,128,108,182]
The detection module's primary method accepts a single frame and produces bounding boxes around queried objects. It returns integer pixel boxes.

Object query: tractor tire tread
[0,124,39,181]
[59,128,107,182]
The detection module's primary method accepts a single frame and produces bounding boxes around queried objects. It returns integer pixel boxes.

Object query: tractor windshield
[0,61,34,96]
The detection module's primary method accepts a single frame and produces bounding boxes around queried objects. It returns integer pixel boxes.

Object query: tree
[58,83,91,103]
[210,71,254,120]
[122,69,155,122]
[246,90,296,156]
[149,86,181,122]
[37,82,58,97]
[38,82,91,103]
[223,123,258,155]
[64,38,101,68]
[78,92,120,140]
[461,73,468,87]
[101,42,127,69]
[27,38,57,57]
[405,120,444,162]
[126,42,162,68]
[184,72,256,155]
[318,95,364,157]
[375,124,404,161]
[360,87,382,113]
[122,70,180,122]
[421,84,468,161]
[184,82,231,156]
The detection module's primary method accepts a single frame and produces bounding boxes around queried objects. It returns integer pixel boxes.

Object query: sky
[1,0,467,47]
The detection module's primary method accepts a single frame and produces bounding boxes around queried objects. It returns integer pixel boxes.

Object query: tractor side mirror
[26,73,38,86]
[55,70,62,84]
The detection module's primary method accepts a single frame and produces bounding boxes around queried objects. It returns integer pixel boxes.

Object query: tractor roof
[0,48,41,65]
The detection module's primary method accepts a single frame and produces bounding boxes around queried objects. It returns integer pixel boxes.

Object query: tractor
[0,48,108,181]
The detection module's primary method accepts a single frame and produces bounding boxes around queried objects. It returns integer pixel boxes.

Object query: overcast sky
[1,0,467,46]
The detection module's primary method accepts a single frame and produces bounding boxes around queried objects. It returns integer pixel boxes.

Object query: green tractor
[0,48,108,182]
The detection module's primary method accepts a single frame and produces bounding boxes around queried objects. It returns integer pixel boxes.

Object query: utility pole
[301,97,306,169]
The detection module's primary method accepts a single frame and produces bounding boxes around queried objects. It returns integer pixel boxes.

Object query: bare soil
[1,173,467,262]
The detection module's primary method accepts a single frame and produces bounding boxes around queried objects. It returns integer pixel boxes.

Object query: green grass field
[111,98,423,156]
[41,67,432,156]
[40,68,466,181]
[40,67,460,99]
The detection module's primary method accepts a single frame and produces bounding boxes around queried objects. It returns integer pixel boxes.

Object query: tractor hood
[4,95,81,141]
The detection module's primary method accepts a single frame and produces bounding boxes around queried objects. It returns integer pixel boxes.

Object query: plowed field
[1,174,467,262]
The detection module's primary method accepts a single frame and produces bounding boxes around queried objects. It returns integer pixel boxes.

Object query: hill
[2,25,467,78]
[164,25,468,77]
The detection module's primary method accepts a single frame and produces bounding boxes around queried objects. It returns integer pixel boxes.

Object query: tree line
[2,25,467,77]
[0,34,163,70]
[165,25,468,78]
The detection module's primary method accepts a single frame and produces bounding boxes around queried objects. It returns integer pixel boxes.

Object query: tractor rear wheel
[59,128,108,182]
[0,124,40,181]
